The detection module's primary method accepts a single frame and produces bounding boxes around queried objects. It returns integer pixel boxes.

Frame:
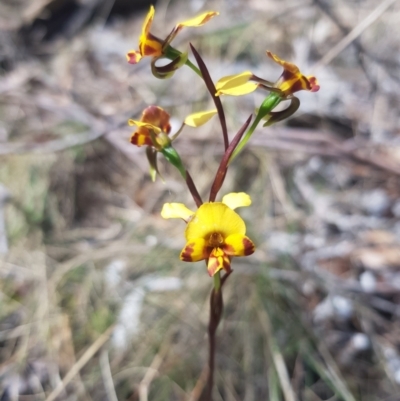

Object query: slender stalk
[190,44,229,151]
[206,280,222,400]
[229,92,281,163]
[209,115,252,202]
[186,170,203,207]
[185,58,202,77]
[229,114,263,163]
[164,45,202,77]
[204,271,232,400]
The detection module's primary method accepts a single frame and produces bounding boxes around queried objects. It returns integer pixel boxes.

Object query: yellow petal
[215,71,258,96]
[223,234,255,256]
[161,203,194,221]
[222,192,251,210]
[128,119,162,134]
[180,238,209,262]
[207,248,231,276]
[216,82,258,96]
[142,5,155,37]
[216,71,252,87]
[184,109,217,127]
[185,203,246,241]
[177,11,219,29]
[266,51,299,74]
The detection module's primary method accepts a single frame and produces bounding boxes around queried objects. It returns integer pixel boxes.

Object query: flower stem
[229,92,282,163]
[185,58,202,77]
[206,284,222,400]
[164,45,202,77]
[213,272,221,291]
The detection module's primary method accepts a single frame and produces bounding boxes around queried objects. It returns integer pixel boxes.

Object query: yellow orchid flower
[266,51,320,96]
[161,192,255,277]
[126,5,218,67]
[128,105,171,147]
[129,106,217,181]
[215,51,319,97]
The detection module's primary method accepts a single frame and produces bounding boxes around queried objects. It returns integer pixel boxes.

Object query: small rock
[360,189,390,217]
[359,271,376,292]
[351,333,370,351]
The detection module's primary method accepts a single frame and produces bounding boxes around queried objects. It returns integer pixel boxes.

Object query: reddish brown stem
[186,170,203,207]
[189,44,229,151]
[209,115,252,202]
[204,271,232,400]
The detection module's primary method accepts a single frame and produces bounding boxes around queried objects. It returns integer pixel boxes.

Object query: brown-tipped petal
[180,238,209,262]
[141,106,171,134]
[207,248,231,277]
[223,234,255,256]
[130,128,153,147]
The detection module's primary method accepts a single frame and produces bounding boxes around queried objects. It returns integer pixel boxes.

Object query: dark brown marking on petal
[281,70,296,83]
[130,132,152,147]
[222,253,232,272]
[207,256,219,276]
[222,243,235,255]
[243,237,255,256]
[180,243,195,261]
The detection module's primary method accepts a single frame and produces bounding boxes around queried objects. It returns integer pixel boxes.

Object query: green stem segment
[229,92,282,163]
[165,46,202,77]
[161,146,186,179]
[213,271,221,292]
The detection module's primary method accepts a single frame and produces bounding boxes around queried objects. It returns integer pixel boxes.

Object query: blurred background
[1,0,400,400]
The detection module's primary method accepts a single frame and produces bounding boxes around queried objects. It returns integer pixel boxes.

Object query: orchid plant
[127,6,319,399]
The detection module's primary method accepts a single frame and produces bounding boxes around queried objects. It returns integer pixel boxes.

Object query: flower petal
[180,238,209,262]
[140,106,171,133]
[184,109,217,127]
[130,127,152,147]
[223,234,255,256]
[142,5,155,37]
[126,50,143,64]
[128,119,162,134]
[307,76,320,92]
[266,51,299,74]
[222,192,251,210]
[215,71,258,96]
[161,203,194,221]
[266,51,320,96]
[176,11,219,29]
[185,203,246,241]
[207,248,231,276]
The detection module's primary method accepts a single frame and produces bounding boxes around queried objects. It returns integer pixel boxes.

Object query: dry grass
[1,0,400,400]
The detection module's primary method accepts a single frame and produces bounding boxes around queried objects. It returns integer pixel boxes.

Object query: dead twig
[45,325,115,401]
[313,0,399,70]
